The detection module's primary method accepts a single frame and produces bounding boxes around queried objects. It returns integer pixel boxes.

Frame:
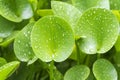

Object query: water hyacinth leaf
[51,1,82,30]
[31,16,74,62]
[14,23,37,63]
[64,65,90,80]
[0,0,33,22]
[75,8,119,54]
[72,0,110,12]
[0,61,20,80]
[0,57,7,67]
[0,16,15,38]
[93,59,118,80]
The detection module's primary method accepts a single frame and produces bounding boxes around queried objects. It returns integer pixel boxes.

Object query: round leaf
[31,16,74,62]
[51,1,82,30]
[72,0,110,12]
[93,59,118,80]
[75,8,119,54]
[64,65,90,80]
[14,23,37,63]
[0,61,20,80]
[0,0,33,22]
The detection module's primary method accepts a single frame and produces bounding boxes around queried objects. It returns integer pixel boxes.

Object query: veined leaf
[64,65,90,80]
[72,0,110,12]
[51,1,82,30]
[14,23,37,63]
[31,16,74,62]
[0,61,20,80]
[93,59,118,80]
[75,8,119,54]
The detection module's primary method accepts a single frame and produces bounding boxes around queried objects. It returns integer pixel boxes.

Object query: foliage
[0,0,120,80]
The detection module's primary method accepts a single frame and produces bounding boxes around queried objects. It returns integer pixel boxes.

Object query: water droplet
[62,33,65,37]
[52,54,55,59]
[18,40,21,43]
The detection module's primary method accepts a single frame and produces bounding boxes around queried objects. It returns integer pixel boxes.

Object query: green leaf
[115,35,120,52]
[93,59,118,80]
[75,8,119,54]
[0,61,20,80]
[51,1,82,30]
[64,65,90,80]
[0,57,7,67]
[37,9,53,17]
[31,16,74,62]
[0,16,15,38]
[109,0,120,10]
[0,0,33,22]
[54,69,63,80]
[0,31,19,47]
[114,52,120,67]
[14,23,37,63]
[112,10,120,22]
[72,0,110,12]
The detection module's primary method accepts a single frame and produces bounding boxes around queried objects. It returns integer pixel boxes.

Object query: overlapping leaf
[14,23,37,63]
[0,0,33,22]
[31,16,74,62]
[72,0,110,12]
[75,8,119,54]
[51,1,82,30]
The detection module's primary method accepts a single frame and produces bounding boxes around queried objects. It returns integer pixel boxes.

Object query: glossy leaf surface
[72,0,110,12]
[31,16,74,62]
[64,65,90,80]
[0,0,33,22]
[75,8,119,54]
[14,23,37,63]
[0,61,20,80]
[0,16,15,38]
[93,59,118,80]
[51,1,82,30]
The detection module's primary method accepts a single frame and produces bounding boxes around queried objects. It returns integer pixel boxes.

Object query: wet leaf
[0,61,20,80]
[14,23,37,63]
[0,0,33,22]
[109,0,120,10]
[0,16,15,38]
[31,16,74,62]
[64,65,90,80]
[72,0,110,12]
[75,8,119,54]
[51,1,82,30]
[93,59,118,80]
